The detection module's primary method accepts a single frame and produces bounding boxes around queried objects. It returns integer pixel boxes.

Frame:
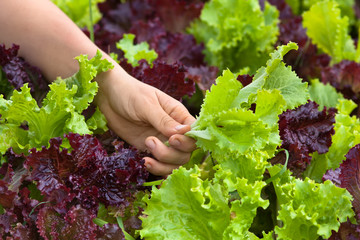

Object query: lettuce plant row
[2,0,360,239]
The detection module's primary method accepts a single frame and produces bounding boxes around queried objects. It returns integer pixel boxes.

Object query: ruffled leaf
[0,51,112,154]
[116,33,158,67]
[188,0,279,73]
[302,1,358,64]
[269,165,354,239]
[141,167,230,240]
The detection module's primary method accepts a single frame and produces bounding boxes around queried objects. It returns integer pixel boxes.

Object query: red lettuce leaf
[97,0,154,36]
[121,59,195,100]
[338,145,360,215]
[0,185,41,239]
[37,204,125,240]
[25,133,149,211]
[321,60,360,106]
[279,101,336,154]
[0,211,17,236]
[25,138,75,211]
[277,101,336,176]
[185,65,218,91]
[95,223,125,240]
[84,0,154,54]
[37,205,98,240]
[130,18,205,66]
[149,0,203,32]
[0,44,48,99]
[0,167,17,208]
[237,74,254,87]
[131,20,219,92]
[323,145,360,239]
[271,144,312,178]
[88,2,217,93]
[323,168,342,187]
[328,219,360,240]
[84,24,123,55]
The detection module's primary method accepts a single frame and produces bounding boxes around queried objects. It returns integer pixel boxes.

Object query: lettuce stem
[88,0,94,42]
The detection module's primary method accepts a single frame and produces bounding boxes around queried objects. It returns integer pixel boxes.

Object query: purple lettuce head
[25,133,149,211]
[36,204,125,240]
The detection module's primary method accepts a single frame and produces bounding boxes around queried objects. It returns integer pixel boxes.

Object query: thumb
[147,107,190,137]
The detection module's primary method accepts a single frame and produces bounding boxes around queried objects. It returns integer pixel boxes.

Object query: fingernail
[171,139,180,147]
[145,139,156,150]
[175,125,187,131]
[145,162,151,169]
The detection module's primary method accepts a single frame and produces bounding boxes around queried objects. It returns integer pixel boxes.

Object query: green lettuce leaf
[188,0,279,73]
[302,0,359,64]
[231,42,308,109]
[188,43,308,162]
[86,107,109,133]
[308,79,344,110]
[116,34,158,67]
[51,0,104,29]
[140,167,230,240]
[0,51,112,154]
[285,0,355,22]
[141,167,270,240]
[269,165,354,240]
[222,178,269,239]
[195,69,242,124]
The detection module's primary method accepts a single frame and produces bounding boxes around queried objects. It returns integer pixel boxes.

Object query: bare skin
[0,0,197,175]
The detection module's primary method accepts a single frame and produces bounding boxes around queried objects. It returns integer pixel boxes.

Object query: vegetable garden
[2,0,360,239]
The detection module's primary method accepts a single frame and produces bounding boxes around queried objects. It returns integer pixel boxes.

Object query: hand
[0,0,197,176]
[95,65,197,176]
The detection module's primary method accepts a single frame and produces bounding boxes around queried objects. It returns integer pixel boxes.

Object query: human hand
[0,0,197,176]
[95,65,197,176]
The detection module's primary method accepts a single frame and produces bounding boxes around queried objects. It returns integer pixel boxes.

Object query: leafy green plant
[0,51,112,154]
[116,34,158,67]
[140,43,354,240]
[302,0,360,64]
[51,0,104,31]
[188,0,279,74]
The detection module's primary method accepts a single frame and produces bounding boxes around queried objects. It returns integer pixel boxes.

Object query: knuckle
[159,115,172,127]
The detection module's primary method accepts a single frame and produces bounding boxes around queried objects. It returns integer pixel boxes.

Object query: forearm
[0,0,119,80]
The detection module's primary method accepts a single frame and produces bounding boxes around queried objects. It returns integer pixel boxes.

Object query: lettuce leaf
[51,0,104,29]
[231,42,308,109]
[187,43,308,161]
[188,0,279,74]
[269,165,354,239]
[142,43,353,239]
[302,1,359,64]
[285,0,355,23]
[308,78,344,110]
[116,34,158,67]
[141,167,230,240]
[141,167,270,240]
[0,51,113,154]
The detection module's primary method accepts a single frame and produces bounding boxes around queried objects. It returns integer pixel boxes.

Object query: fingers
[146,106,186,138]
[143,157,181,176]
[145,91,196,138]
[144,136,195,175]
[145,137,191,165]
[168,134,197,152]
